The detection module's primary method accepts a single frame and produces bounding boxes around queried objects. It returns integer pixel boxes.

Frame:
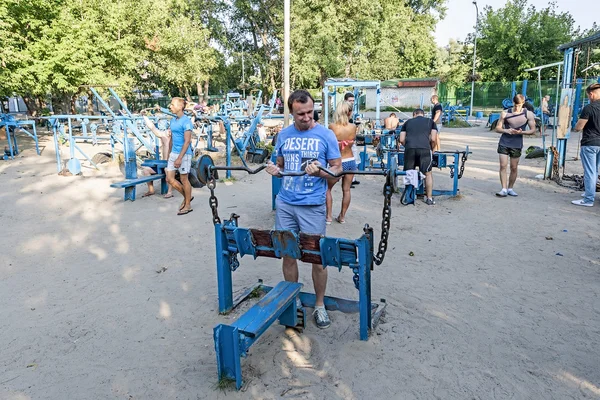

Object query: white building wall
[366,87,437,109]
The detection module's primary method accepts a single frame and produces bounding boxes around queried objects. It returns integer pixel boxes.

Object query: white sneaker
[571,199,593,207]
[507,189,518,197]
[496,189,508,197]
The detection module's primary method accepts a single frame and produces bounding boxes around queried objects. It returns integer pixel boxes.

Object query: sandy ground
[1,124,600,400]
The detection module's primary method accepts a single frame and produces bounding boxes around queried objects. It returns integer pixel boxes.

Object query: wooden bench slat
[110,174,166,188]
[232,281,302,338]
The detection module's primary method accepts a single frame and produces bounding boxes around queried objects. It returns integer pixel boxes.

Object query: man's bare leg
[498,154,508,189]
[508,157,519,189]
[166,170,185,199]
[282,257,299,282]
[179,173,192,212]
[425,171,433,199]
[312,263,327,307]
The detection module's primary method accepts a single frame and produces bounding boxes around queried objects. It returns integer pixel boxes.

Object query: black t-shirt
[580,101,600,147]
[401,116,438,149]
[431,103,443,123]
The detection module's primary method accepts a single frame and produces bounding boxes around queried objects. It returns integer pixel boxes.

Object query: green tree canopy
[474,0,577,81]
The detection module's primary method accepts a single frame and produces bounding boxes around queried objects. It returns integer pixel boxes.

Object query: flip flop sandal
[335,216,345,224]
[163,193,174,199]
[179,196,195,211]
[326,219,332,225]
[142,192,155,198]
[177,209,193,216]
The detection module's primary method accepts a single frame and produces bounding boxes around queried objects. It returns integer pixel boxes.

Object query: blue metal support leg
[215,223,234,313]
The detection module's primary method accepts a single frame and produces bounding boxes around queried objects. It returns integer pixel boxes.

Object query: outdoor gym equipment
[195,154,392,389]
[0,113,40,160]
[322,79,382,128]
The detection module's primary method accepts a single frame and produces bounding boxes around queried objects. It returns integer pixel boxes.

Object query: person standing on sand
[165,97,194,215]
[494,94,536,198]
[266,90,341,329]
[571,83,600,207]
[326,101,357,224]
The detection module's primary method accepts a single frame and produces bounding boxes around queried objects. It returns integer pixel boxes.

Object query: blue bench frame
[110,146,168,201]
[214,281,303,389]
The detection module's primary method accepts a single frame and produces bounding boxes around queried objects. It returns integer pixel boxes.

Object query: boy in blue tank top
[266,90,342,329]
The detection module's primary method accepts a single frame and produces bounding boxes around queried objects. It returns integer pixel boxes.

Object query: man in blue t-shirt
[266,90,342,329]
[166,97,194,215]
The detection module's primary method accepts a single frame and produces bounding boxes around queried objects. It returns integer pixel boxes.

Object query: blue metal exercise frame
[213,214,386,389]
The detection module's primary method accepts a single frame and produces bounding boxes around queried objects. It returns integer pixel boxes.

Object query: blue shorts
[275,197,326,235]
[342,158,357,172]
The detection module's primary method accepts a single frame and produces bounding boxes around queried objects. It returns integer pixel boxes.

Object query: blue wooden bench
[110,159,168,201]
[214,281,303,389]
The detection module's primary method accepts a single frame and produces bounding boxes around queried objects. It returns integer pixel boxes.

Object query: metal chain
[458,152,468,179]
[373,177,393,266]
[550,146,585,191]
[229,252,240,271]
[207,178,221,225]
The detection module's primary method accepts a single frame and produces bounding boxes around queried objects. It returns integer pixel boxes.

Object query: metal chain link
[550,146,585,190]
[229,252,240,271]
[207,178,221,225]
[373,177,393,266]
[458,152,468,179]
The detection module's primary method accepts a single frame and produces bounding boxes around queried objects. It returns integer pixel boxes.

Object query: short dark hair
[344,92,355,100]
[586,83,600,94]
[390,113,396,117]
[413,108,424,116]
[288,90,314,112]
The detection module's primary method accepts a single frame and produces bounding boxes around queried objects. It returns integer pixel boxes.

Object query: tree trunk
[22,95,41,117]
[196,82,203,102]
[184,86,192,102]
[87,90,94,115]
[70,94,77,114]
[203,80,209,101]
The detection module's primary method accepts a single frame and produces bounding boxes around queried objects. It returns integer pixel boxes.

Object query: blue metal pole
[215,223,234,313]
[224,119,231,179]
[572,79,583,129]
[452,152,459,196]
[375,85,381,128]
[357,235,372,341]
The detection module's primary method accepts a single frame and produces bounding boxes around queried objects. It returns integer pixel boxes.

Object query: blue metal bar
[357,235,372,341]
[108,88,132,117]
[88,88,117,118]
[215,223,233,313]
[224,120,232,179]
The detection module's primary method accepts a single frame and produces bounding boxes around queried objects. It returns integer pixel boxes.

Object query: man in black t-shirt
[431,95,443,151]
[572,83,600,207]
[399,109,438,205]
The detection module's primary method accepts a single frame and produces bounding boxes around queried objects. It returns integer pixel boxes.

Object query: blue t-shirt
[170,115,194,155]
[275,124,341,205]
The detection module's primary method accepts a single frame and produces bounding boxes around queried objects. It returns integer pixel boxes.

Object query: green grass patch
[214,376,237,392]
[445,120,472,128]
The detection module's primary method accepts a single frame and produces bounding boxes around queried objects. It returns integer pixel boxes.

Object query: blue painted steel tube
[452,153,459,196]
[215,224,234,313]
[357,235,372,341]
[572,79,582,129]
[224,120,232,179]
[52,124,61,172]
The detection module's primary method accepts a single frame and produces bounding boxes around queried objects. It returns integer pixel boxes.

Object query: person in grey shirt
[495,94,536,197]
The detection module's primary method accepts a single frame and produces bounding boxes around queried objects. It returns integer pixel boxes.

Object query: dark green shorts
[497,144,522,158]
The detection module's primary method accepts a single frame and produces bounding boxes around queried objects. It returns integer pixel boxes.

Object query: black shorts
[497,144,522,158]
[404,148,432,173]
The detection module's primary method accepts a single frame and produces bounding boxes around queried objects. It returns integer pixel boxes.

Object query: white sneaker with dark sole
[313,306,331,329]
